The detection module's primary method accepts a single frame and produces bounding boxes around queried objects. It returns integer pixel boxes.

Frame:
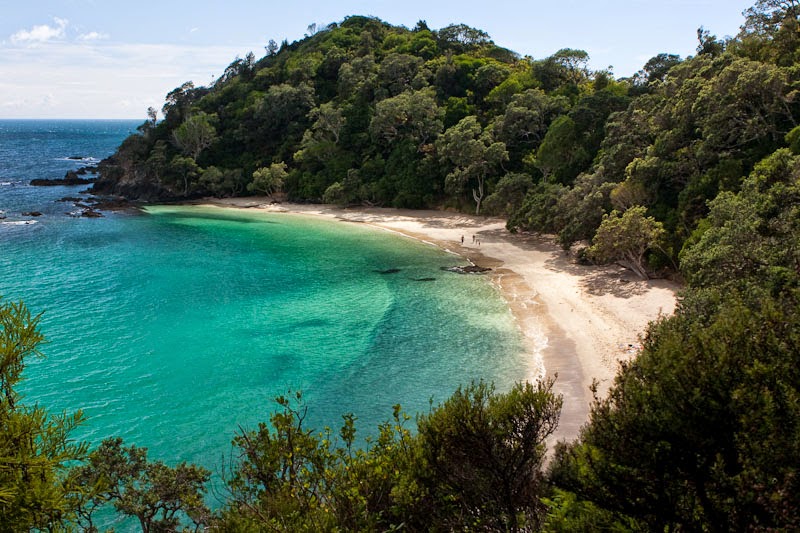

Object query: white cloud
[0,40,256,118]
[78,31,109,41]
[10,17,68,44]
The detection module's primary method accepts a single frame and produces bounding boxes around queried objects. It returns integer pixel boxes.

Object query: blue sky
[0,0,753,119]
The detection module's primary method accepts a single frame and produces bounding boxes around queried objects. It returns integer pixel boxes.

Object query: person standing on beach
[461,235,464,244]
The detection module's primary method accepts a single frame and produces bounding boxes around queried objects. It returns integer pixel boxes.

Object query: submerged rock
[440,265,492,274]
[411,277,437,282]
[375,268,402,274]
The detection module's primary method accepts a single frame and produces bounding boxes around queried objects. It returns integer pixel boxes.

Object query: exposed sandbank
[194,198,679,442]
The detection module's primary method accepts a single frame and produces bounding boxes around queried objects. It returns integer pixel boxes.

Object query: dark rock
[81,209,103,218]
[440,265,492,274]
[31,175,96,186]
[374,268,402,274]
[57,196,84,203]
[72,166,98,176]
[411,277,436,282]
[21,211,42,217]
[90,197,135,211]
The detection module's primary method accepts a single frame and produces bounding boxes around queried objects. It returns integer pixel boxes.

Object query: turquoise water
[0,121,532,479]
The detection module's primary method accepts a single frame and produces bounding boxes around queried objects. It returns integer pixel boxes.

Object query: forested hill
[94,5,799,272]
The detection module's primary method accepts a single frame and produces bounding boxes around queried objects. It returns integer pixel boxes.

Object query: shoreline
[191,198,679,442]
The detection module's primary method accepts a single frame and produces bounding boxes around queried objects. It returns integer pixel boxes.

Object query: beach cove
[203,198,679,441]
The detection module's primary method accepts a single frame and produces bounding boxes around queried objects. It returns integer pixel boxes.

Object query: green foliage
[95,4,800,253]
[507,181,566,234]
[554,288,800,530]
[679,148,800,291]
[437,115,508,214]
[199,166,247,197]
[588,206,666,279]
[214,382,561,531]
[786,124,800,154]
[533,115,590,184]
[248,162,288,197]
[75,437,211,532]
[493,89,569,168]
[416,379,562,532]
[482,172,534,216]
[167,155,200,197]
[0,299,89,531]
[172,112,217,161]
[542,487,643,532]
[369,87,443,148]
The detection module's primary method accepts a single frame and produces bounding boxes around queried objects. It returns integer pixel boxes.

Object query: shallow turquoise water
[3,203,531,472]
[0,122,533,521]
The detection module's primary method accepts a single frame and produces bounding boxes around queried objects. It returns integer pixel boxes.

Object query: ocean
[0,119,531,492]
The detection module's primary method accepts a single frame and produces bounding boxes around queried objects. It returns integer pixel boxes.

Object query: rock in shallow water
[440,265,492,274]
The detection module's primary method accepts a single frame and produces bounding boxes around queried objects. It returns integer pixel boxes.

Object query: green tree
[248,162,288,197]
[417,380,562,532]
[636,53,682,85]
[533,115,591,184]
[492,89,569,168]
[437,115,508,214]
[482,172,534,216]
[435,23,492,52]
[171,112,217,161]
[588,206,666,279]
[507,181,567,234]
[76,437,210,532]
[369,87,443,150]
[145,140,169,187]
[199,166,246,197]
[552,288,800,530]
[0,298,88,531]
[167,155,200,197]
[680,148,800,290]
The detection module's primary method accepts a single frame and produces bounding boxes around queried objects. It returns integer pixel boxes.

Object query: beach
[201,198,679,442]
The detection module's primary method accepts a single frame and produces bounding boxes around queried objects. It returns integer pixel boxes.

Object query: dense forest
[4,0,800,530]
[93,0,800,278]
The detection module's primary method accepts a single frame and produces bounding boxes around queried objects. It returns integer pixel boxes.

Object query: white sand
[198,199,679,441]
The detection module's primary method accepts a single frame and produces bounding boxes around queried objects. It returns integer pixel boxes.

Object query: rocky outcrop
[89,155,177,202]
[59,194,140,218]
[30,167,98,187]
[30,176,95,186]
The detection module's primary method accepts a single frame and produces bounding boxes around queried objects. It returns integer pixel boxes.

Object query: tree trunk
[473,176,485,215]
[621,250,649,280]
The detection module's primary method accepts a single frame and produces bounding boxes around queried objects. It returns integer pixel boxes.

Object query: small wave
[1,220,38,226]
[0,182,12,186]
[59,156,100,164]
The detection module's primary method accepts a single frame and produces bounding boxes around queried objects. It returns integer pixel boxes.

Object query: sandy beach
[199,198,679,442]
